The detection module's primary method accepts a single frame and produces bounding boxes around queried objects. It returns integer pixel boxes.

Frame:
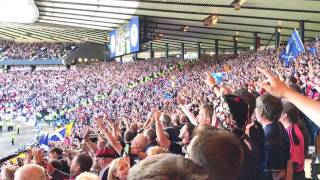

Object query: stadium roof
[1,0,320,50]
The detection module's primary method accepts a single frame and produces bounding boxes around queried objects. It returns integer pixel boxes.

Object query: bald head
[14,164,46,180]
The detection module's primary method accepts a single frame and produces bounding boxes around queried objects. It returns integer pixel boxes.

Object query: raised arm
[153,110,171,150]
[142,113,153,130]
[257,67,320,127]
[177,96,198,126]
[95,117,123,155]
[83,129,98,154]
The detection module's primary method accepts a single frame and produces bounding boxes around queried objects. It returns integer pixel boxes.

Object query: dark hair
[233,89,256,117]
[256,94,283,122]
[50,160,62,171]
[49,148,63,156]
[145,129,157,142]
[124,130,135,143]
[76,153,93,172]
[287,76,297,84]
[288,83,301,93]
[282,102,301,145]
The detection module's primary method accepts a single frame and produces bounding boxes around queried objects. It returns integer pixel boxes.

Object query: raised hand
[256,67,291,98]
[94,117,104,129]
[176,95,186,105]
[33,148,44,164]
[152,109,161,122]
[205,72,216,88]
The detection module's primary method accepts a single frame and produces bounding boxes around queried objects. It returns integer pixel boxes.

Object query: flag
[211,72,226,84]
[65,121,74,137]
[39,133,49,151]
[49,127,66,141]
[308,47,317,55]
[163,92,173,100]
[280,29,305,66]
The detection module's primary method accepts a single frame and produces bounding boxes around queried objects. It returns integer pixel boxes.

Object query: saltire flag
[39,133,49,151]
[49,127,66,141]
[279,29,305,66]
[211,72,226,84]
[163,92,173,100]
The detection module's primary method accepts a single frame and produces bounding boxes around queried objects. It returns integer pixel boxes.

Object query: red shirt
[286,124,305,172]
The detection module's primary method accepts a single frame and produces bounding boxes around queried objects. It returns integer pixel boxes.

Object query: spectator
[256,94,291,180]
[48,147,70,173]
[95,147,118,180]
[75,172,100,180]
[14,164,46,180]
[128,153,211,180]
[212,94,264,180]
[107,157,130,180]
[187,129,244,180]
[50,153,93,180]
[280,102,305,180]
[1,165,17,180]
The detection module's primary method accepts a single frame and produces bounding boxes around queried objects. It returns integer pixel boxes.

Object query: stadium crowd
[0,39,319,180]
[0,41,79,60]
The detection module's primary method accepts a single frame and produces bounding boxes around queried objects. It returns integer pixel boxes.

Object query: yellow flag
[65,121,74,137]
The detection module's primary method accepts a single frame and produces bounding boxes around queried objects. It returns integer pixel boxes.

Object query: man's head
[144,129,157,144]
[14,164,46,180]
[75,172,99,180]
[70,153,93,177]
[129,123,138,134]
[172,113,180,125]
[233,89,256,118]
[280,102,300,127]
[212,95,248,135]
[146,146,167,156]
[196,104,213,126]
[49,147,63,161]
[179,123,195,145]
[160,114,172,128]
[97,139,106,149]
[124,130,135,144]
[128,153,211,180]
[131,133,148,151]
[95,147,118,169]
[108,157,130,180]
[256,94,283,125]
[187,130,243,180]
[2,165,17,180]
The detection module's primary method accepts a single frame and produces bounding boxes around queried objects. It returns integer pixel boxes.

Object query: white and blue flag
[211,72,227,84]
[49,127,66,141]
[280,29,305,66]
[38,133,49,151]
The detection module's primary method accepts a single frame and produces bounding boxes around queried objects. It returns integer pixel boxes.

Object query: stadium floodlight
[0,0,39,23]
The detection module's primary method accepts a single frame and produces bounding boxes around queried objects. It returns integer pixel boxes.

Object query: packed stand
[0,39,320,180]
[0,41,80,60]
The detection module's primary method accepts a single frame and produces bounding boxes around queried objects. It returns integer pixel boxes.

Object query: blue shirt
[263,122,291,179]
